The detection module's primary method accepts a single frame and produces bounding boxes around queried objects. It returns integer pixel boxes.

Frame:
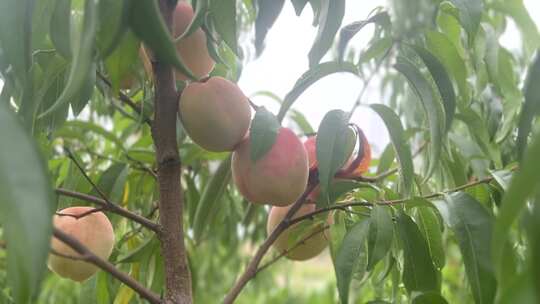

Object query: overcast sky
[239,0,540,154]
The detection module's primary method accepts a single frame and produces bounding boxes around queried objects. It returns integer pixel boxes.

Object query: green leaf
[254,0,285,56]
[39,0,97,118]
[193,155,232,242]
[70,62,95,116]
[277,61,358,122]
[97,0,129,57]
[491,0,540,55]
[448,0,483,43]
[50,0,72,58]
[316,110,351,201]
[425,30,469,104]
[0,103,54,304]
[334,220,370,304]
[414,204,445,269]
[290,109,314,134]
[445,192,496,304]
[210,0,237,54]
[412,291,449,304]
[410,45,456,132]
[396,211,439,293]
[370,104,414,197]
[490,169,513,191]
[337,12,390,61]
[105,31,140,92]
[517,52,540,159]
[367,205,393,270]
[117,237,159,264]
[177,0,208,40]
[291,0,309,15]
[395,56,445,180]
[0,0,32,83]
[128,0,196,80]
[308,0,345,67]
[249,107,280,162]
[94,164,128,203]
[493,131,540,282]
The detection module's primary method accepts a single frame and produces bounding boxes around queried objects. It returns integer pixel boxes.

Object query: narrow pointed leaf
[0,103,55,304]
[254,0,285,56]
[445,192,496,304]
[249,107,280,162]
[395,56,445,180]
[277,61,358,122]
[193,156,232,241]
[308,0,346,67]
[396,211,439,293]
[316,110,351,200]
[334,220,370,304]
[367,205,393,270]
[128,0,196,80]
[410,45,456,132]
[370,104,414,197]
[338,12,390,61]
[210,0,237,54]
[517,51,540,159]
[39,0,97,118]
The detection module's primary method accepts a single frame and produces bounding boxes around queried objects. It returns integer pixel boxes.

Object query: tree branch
[151,1,192,303]
[223,183,317,304]
[225,166,511,302]
[55,188,160,233]
[52,228,161,304]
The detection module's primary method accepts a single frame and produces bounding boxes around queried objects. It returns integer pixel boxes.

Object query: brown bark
[151,1,192,303]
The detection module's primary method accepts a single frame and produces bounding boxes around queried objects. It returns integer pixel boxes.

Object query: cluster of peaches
[48,1,371,283]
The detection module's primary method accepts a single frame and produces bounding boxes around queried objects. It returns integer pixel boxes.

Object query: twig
[64,147,112,205]
[55,207,105,219]
[97,71,153,126]
[52,228,161,304]
[223,183,317,304]
[289,171,509,226]
[55,188,160,233]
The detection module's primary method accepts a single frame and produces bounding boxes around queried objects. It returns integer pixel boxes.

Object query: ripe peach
[48,207,115,282]
[267,203,331,261]
[232,128,309,206]
[173,1,215,80]
[179,76,251,152]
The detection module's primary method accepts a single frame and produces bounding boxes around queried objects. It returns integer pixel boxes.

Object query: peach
[267,203,331,261]
[173,1,215,80]
[232,128,308,206]
[179,76,251,152]
[48,207,115,282]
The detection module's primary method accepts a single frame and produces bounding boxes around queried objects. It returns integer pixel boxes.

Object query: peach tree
[0,0,539,303]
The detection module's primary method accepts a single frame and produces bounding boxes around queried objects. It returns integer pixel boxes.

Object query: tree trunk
[151,1,192,303]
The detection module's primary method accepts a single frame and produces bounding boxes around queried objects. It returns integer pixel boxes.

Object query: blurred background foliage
[0,0,540,303]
